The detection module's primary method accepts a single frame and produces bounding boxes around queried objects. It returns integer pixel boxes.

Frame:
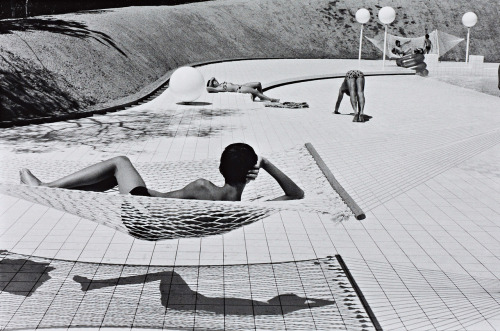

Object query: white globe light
[356,8,370,24]
[169,66,205,102]
[462,12,478,27]
[378,6,396,24]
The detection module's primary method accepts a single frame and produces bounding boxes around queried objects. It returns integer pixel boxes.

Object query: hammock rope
[0,145,351,240]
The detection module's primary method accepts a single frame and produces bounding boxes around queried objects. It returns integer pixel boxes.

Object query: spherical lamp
[169,66,205,103]
[355,8,370,24]
[462,12,478,63]
[378,6,396,66]
[378,6,396,25]
[462,12,478,27]
[356,8,370,62]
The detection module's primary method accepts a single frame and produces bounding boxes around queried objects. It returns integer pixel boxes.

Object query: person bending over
[20,143,304,202]
[206,77,279,102]
[334,70,366,122]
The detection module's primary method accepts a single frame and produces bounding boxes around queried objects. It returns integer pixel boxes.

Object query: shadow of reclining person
[73,270,336,315]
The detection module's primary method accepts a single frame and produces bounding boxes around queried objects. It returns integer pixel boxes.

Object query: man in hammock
[19,143,304,202]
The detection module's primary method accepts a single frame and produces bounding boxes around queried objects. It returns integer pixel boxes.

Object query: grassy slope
[0,0,498,121]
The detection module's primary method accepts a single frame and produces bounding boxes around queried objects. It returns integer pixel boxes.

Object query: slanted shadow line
[0,18,127,57]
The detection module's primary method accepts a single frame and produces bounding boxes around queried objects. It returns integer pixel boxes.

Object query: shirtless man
[20,143,304,202]
[334,70,366,122]
[206,77,279,102]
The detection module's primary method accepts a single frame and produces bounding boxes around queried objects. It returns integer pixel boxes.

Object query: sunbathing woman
[334,70,366,122]
[19,143,304,202]
[206,77,279,102]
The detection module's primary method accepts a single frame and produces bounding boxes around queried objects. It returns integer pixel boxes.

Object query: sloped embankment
[1,0,498,122]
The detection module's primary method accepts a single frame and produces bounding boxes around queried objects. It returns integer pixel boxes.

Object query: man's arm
[206,87,222,93]
[253,157,304,201]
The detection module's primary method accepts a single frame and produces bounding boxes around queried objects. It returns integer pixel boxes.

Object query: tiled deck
[0,59,499,330]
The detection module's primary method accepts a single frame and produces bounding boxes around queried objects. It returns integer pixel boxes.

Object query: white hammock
[0,145,351,240]
[366,29,464,59]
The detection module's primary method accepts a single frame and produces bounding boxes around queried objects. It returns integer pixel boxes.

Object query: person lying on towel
[206,77,280,103]
[20,143,304,201]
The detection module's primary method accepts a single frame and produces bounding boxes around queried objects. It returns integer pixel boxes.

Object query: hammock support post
[359,24,364,63]
[465,27,470,63]
[382,25,388,66]
[304,143,366,220]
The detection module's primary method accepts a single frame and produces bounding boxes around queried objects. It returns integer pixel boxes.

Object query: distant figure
[392,40,411,57]
[206,77,279,102]
[498,64,500,90]
[423,34,432,54]
[334,70,366,122]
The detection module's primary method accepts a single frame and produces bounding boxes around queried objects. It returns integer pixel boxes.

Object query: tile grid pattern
[0,250,374,330]
[1,59,500,330]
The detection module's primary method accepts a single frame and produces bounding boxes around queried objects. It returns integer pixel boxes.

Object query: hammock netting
[0,146,351,240]
[366,29,464,59]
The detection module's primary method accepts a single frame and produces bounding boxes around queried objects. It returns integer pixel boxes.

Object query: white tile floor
[1,59,499,330]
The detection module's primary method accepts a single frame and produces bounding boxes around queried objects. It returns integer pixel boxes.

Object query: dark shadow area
[335,113,373,122]
[74,271,336,315]
[177,101,212,106]
[1,0,212,19]
[0,18,127,57]
[121,205,267,241]
[0,254,55,296]
[0,108,237,153]
[0,50,95,122]
[73,9,112,15]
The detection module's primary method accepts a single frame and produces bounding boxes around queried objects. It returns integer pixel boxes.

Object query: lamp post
[462,12,477,63]
[355,8,370,64]
[378,6,396,67]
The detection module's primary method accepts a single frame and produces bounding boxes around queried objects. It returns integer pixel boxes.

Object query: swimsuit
[345,70,364,79]
[129,186,151,197]
[221,82,242,92]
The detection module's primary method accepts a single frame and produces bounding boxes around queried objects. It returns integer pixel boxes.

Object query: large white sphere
[356,8,370,24]
[462,12,478,27]
[378,6,396,24]
[169,66,205,102]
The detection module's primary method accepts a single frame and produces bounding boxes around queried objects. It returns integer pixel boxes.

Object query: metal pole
[436,30,440,59]
[358,24,364,63]
[383,25,388,67]
[466,27,470,63]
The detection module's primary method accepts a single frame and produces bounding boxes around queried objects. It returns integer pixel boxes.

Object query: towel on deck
[265,102,309,109]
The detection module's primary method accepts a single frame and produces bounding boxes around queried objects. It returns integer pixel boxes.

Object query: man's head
[425,34,429,39]
[219,143,258,185]
[395,40,401,46]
